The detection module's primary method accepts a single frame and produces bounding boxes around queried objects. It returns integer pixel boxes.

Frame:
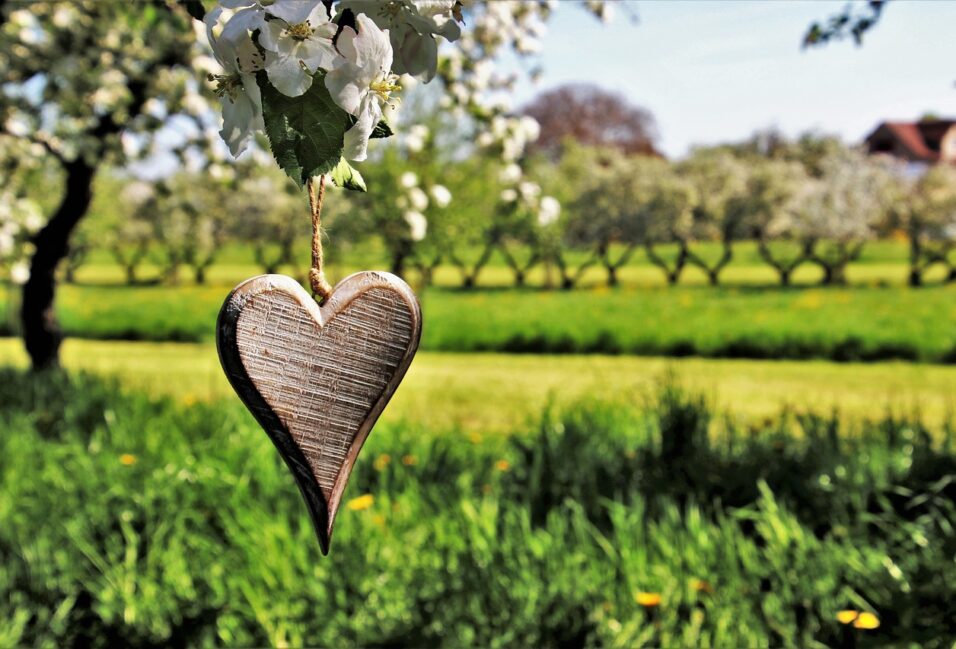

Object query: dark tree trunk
[779,269,791,287]
[125,264,137,285]
[606,264,618,287]
[947,266,956,283]
[908,268,922,287]
[22,160,96,370]
[195,265,207,285]
[390,250,407,278]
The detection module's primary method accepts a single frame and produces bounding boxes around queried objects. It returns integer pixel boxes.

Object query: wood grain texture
[216,272,421,554]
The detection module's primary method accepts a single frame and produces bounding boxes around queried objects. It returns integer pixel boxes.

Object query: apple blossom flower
[430,184,452,208]
[205,9,264,156]
[400,171,418,188]
[325,14,398,161]
[537,195,561,226]
[339,0,460,81]
[404,210,428,241]
[258,1,337,96]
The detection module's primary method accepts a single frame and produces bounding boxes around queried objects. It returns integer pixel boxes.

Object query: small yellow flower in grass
[468,432,483,444]
[836,610,858,624]
[494,459,511,472]
[690,578,713,594]
[635,591,662,608]
[853,612,880,630]
[373,454,391,471]
[182,393,197,407]
[372,514,386,528]
[119,454,137,466]
[401,454,417,466]
[346,494,374,511]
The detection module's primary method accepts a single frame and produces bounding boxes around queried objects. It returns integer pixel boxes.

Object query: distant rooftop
[864,119,956,163]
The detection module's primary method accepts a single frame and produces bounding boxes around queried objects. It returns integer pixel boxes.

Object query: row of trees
[57,133,956,290]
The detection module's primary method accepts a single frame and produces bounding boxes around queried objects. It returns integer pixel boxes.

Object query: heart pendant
[216,271,422,554]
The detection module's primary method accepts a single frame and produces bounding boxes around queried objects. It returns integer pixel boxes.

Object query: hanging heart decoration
[217,271,421,554]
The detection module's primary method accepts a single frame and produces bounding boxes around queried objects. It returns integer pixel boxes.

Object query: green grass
[1,339,954,429]
[2,370,955,646]
[3,278,954,363]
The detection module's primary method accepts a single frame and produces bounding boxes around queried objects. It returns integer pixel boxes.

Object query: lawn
[1,339,954,429]
[2,278,954,363]
[2,369,954,646]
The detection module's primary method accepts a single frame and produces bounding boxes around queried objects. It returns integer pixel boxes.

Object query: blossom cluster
[397,170,451,241]
[498,165,559,228]
[204,0,463,160]
[0,190,42,284]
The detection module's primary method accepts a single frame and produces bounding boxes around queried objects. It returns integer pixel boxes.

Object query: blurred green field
[0,339,954,429]
[2,370,954,646]
[3,275,954,362]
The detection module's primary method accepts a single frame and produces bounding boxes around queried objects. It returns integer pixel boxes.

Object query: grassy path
[1,339,953,431]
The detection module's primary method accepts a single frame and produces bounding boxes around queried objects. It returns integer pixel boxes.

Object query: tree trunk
[195,265,207,285]
[125,264,137,285]
[707,270,719,286]
[606,264,618,287]
[390,250,407,279]
[908,267,922,287]
[22,160,96,370]
[779,269,791,287]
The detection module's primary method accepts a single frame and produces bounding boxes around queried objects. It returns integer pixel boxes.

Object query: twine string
[307,175,333,303]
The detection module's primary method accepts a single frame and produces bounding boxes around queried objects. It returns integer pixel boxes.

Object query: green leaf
[329,157,367,192]
[257,71,353,187]
[371,120,393,139]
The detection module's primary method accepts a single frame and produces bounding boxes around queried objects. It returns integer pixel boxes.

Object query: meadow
[2,369,954,646]
[2,239,954,646]
[3,240,954,364]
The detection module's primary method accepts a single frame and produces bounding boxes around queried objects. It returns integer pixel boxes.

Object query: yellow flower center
[370,77,401,103]
[208,72,243,101]
[286,21,314,41]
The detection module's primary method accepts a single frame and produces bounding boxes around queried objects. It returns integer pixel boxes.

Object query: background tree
[523,83,659,160]
[742,158,811,286]
[0,0,213,369]
[567,150,649,287]
[793,150,894,285]
[902,165,956,285]
[680,150,749,285]
[641,164,698,285]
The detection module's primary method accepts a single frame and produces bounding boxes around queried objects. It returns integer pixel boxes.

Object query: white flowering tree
[0,1,216,369]
[679,150,749,286]
[631,160,698,285]
[565,149,653,287]
[793,149,894,285]
[900,165,956,286]
[739,158,811,286]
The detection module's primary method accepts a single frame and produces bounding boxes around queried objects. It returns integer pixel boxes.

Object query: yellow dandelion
[401,454,417,466]
[836,610,858,625]
[853,612,880,630]
[635,591,662,608]
[468,432,483,444]
[494,459,511,472]
[182,394,197,407]
[346,494,374,511]
[119,453,137,466]
[373,454,391,471]
[690,578,713,594]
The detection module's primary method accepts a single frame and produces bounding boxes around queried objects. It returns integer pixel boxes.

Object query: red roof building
[864,119,956,163]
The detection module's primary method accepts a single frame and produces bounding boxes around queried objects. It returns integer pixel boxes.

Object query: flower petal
[266,0,321,25]
[264,50,314,97]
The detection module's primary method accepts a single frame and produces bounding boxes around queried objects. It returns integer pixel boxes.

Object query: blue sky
[509,1,956,158]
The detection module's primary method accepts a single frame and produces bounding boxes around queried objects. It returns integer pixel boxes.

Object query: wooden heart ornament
[216,271,421,554]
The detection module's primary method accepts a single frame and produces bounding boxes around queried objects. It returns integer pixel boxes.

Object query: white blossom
[324,14,397,161]
[404,210,428,241]
[537,195,560,226]
[339,0,460,81]
[430,184,452,208]
[258,1,337,97]
[400,171,419,188]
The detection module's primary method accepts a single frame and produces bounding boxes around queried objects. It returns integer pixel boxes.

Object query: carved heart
[216,272,421,554]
